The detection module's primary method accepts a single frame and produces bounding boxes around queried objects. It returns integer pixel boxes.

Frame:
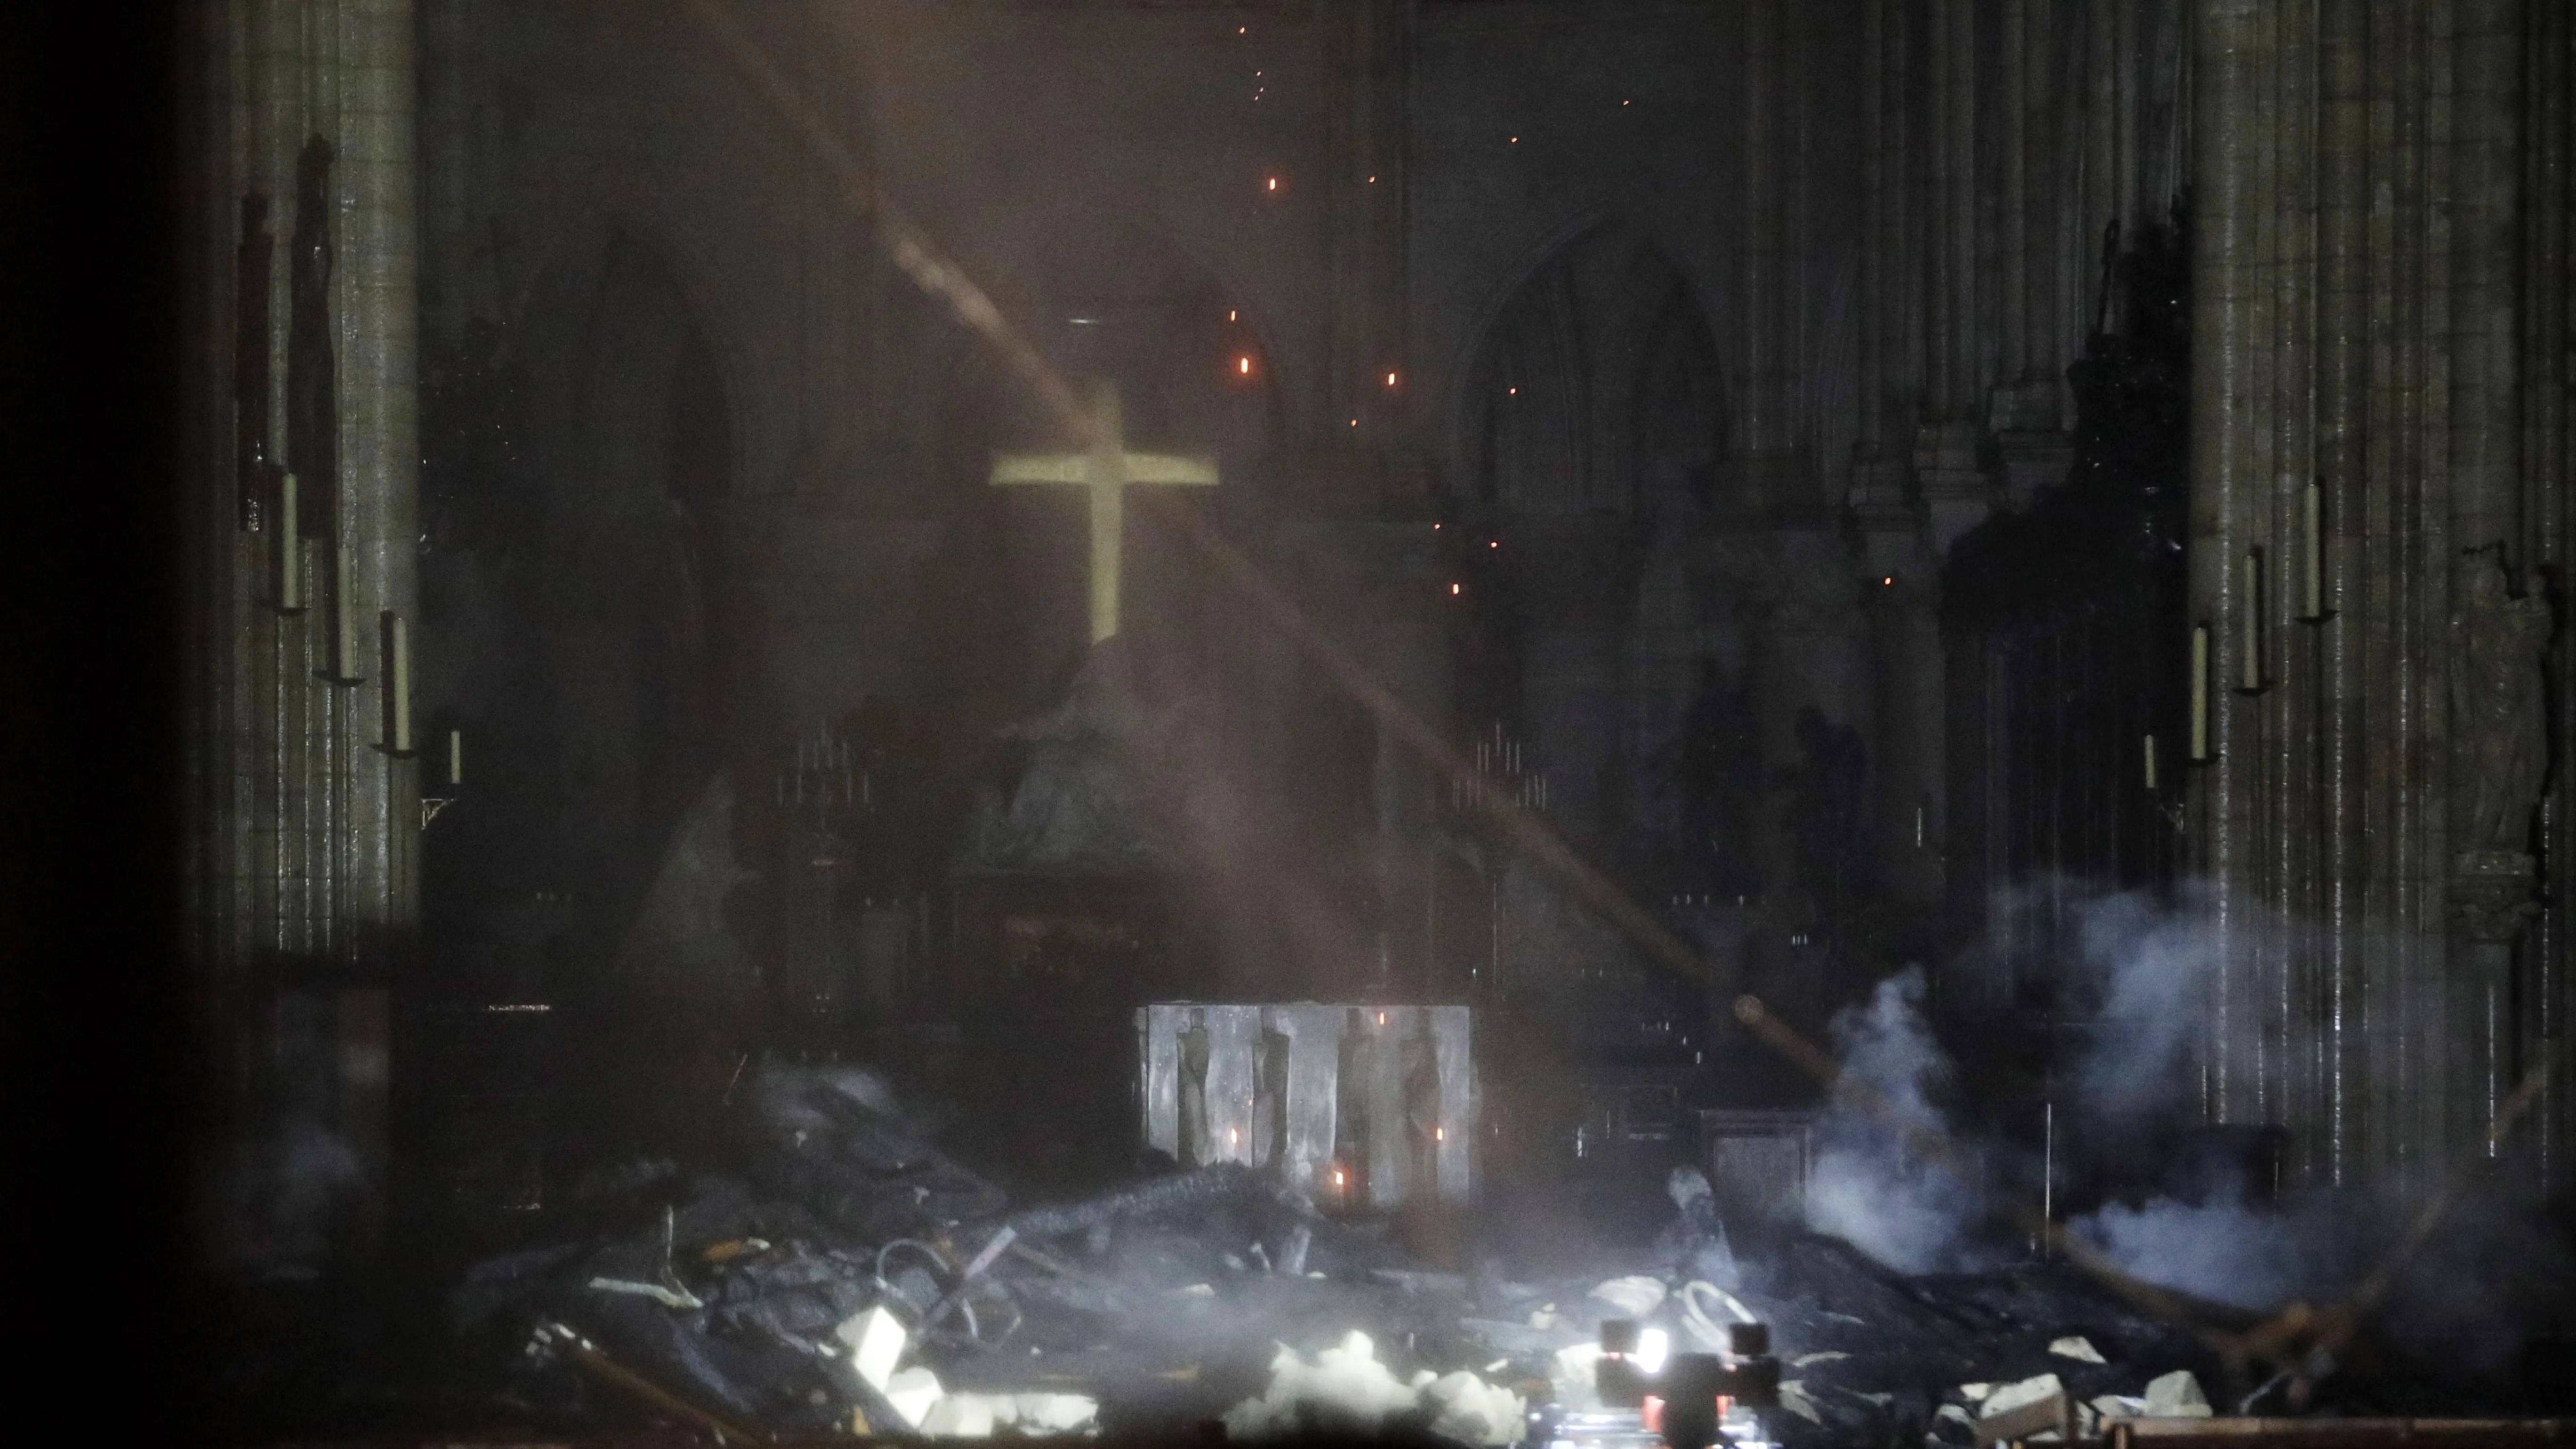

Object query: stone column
[1859,523,1945,906]
[191,0,419,1271]
[2314,0,2369,1187]
[2189,0,2572,1193]
[2446,0,2531,1170]
[1915,0,1994,551]
[1734,0,1803,515]
[1852,0,1920,525]
[2525,0,2575,1193]
[2187,0,2275,1140]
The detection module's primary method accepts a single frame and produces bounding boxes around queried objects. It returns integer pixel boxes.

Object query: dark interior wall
[408,0,1888,1099]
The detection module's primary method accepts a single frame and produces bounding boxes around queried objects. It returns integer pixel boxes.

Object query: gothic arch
[1457,221,1729,519]
[491,221,758,955]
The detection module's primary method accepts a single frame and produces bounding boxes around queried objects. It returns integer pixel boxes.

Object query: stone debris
[447,1057,2426,1447]
[2142,1368,2213,1418]
[1980,1373,2065,1420]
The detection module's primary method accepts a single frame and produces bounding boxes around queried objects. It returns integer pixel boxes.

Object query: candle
[382,611,412,754]
[2238,551,2263,692]
[448,728,462,786]
[2302,481,2324,619]
[2190,626,2211,761]
[278,472,302,612]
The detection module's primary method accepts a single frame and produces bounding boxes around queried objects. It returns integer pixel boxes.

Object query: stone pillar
[1731,0,1810,516]
[191,0,419,1271]
[2189,0,2569,1193]
[2525,0,2575,1194]
[2314,0,2369,1186]
[1859,519,1945,907]
[2190,0,2294,1166]
[1915,0,1994,549]
[1852,0,1921,516]
[2446,0,2531,1169]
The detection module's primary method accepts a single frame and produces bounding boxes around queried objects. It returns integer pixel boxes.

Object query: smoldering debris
[448,1056,2561,1445]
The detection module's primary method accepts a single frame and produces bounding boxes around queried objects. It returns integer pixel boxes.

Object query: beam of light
[681,0,2268,1368]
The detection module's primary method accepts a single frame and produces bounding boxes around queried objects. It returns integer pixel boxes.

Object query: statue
[2452,546,2552,858]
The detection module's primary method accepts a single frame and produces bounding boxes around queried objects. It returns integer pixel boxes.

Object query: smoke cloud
[1797,887,2570,1384]
[1802,966,1991,1273]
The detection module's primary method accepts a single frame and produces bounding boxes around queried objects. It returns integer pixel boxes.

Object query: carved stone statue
[2452,547,2552,857]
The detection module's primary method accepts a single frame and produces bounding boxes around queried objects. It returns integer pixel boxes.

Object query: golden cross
[991,379,1219,643]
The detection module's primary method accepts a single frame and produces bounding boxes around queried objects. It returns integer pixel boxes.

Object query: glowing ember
[1239,356,1252,375]
[1450,583,1461,595]
[1266,177,1278,191]
[1385,371,1398,386]
[1227,309,1237,322]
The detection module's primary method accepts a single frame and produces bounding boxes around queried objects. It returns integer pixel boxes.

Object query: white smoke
[1802,966,1991,1273]
[2070,1184,2342,1311]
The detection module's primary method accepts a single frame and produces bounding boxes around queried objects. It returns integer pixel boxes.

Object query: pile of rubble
[443,1063,2342,1446]
[452,1062,1527,1439]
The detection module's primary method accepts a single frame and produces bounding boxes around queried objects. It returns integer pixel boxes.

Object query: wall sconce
[375,611,413,756]
[2235,549,2268,694]
[273,472,305,614]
